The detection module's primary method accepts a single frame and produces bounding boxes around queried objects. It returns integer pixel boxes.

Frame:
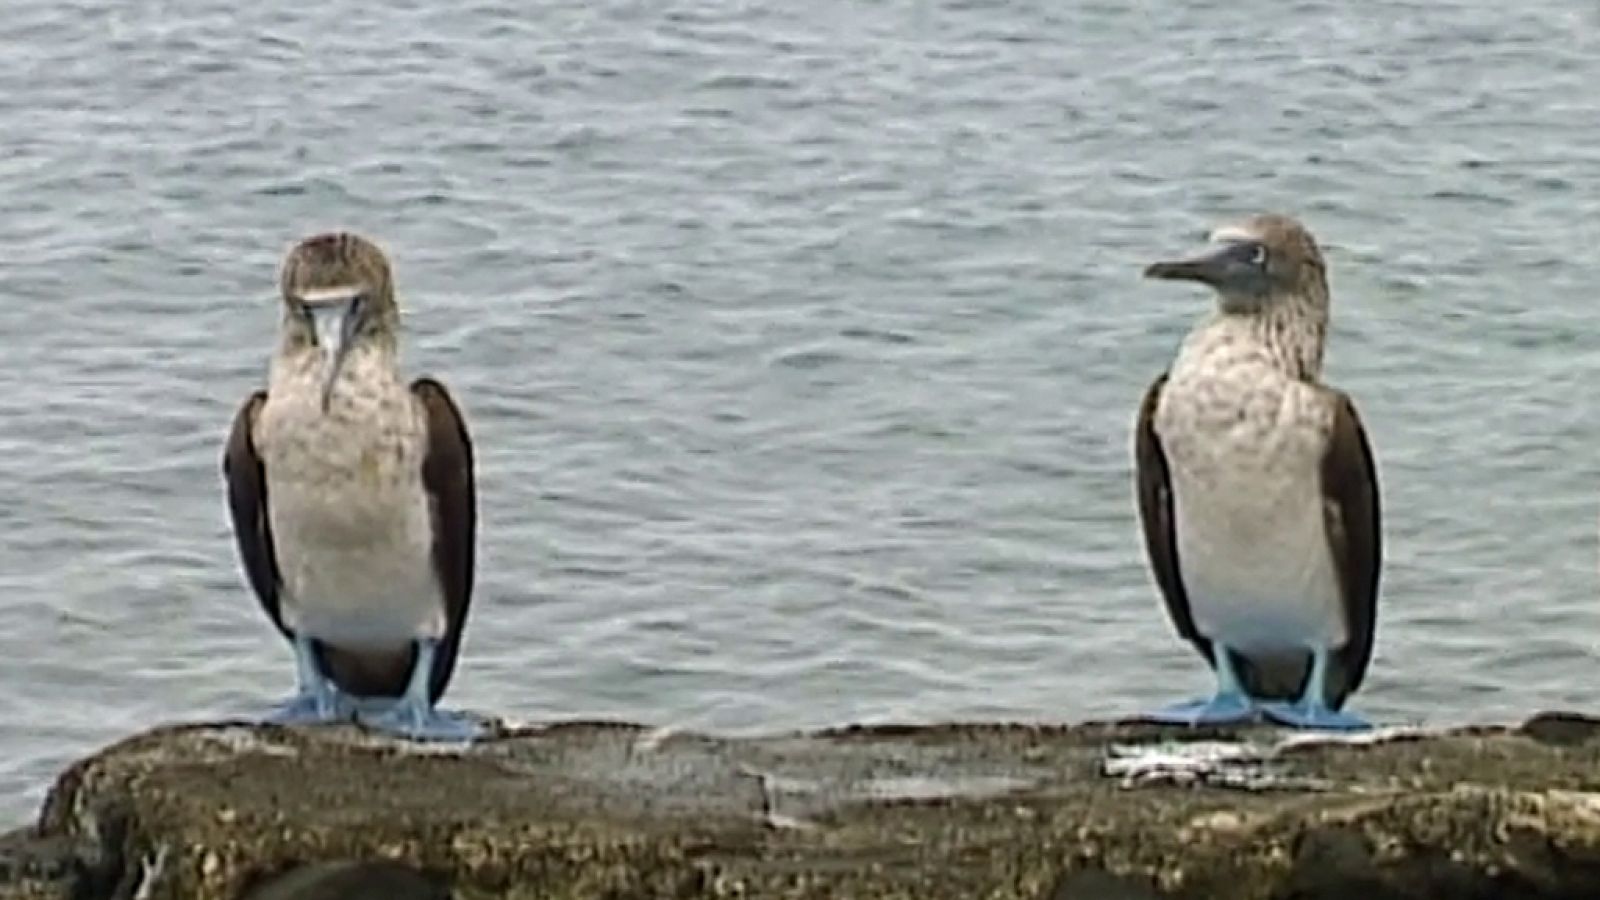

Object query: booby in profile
[1133,213,1381,731]
[223,231,480,742]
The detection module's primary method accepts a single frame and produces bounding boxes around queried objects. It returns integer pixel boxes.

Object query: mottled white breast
[254,349,445,650]
[1154,321,1348,656]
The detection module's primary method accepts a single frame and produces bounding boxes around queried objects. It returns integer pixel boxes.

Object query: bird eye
[1249,244,1267,266]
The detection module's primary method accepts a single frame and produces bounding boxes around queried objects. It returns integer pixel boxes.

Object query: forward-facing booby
[1133,213,1381,731]
[223,231,479,742]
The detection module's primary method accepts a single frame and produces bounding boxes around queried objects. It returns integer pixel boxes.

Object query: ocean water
[4,0,1600,826]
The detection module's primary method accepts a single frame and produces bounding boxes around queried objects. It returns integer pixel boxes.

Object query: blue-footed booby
[223,231,480,742]
[1133,213,1381,731]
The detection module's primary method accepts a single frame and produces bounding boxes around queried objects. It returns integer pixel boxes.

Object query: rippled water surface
[5,0,1600,824]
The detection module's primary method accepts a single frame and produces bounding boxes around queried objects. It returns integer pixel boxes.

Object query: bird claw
[265,687,352,725]
[356,699,483,744]
[1261,701,1370,732]
[1140,692,1261,727]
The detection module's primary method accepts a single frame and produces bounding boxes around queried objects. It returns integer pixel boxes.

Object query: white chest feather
[1154,326,1347,655]
[254,350,445,649]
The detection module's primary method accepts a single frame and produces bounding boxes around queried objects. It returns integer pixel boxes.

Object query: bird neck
[363,332,401,360]
[269,336,402,386]
[275,328,400,359]
[1222,296,1327,381]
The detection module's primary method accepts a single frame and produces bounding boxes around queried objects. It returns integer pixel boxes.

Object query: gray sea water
[3,0,1600,825]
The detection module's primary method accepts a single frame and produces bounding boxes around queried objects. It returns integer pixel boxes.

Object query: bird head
[278,232,400,412]
[1143,213,1328,315]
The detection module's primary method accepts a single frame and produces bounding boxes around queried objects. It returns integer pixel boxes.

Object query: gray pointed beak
[302,295,361,412]
[1143,238,1269,300]
[1143,245,1233,286]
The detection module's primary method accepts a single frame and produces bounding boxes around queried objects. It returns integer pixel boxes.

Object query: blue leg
[1141,644,1260,726]
[1261,647,1370,731]
[355,639,483,743]
[266,634,352,724]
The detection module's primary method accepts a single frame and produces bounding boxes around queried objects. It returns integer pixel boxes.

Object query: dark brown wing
[1318,389,1382,708]
[412,377,477,704]
[222,391,288,637]
[1134,373,1209,661]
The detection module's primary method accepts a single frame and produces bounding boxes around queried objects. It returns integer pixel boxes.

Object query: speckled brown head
[1144,213,1329,315]
[278,232,402,410]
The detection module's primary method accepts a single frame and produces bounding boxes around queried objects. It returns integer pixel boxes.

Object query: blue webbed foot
[352,637,483,744]
[1261,701,1370,732]
[1260,646,1372,731]
[266,687,352,725]
[1141,642,1260,726]
[357,698,483,743]
[265,634,352,725]
[1141,692,1260,726]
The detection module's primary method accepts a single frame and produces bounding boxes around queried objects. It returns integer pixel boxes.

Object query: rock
[240,860,449,900]
[0,827,80,900]
[7,714,1600,898]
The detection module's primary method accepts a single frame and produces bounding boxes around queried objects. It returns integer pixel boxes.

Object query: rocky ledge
[5,713,1600,899]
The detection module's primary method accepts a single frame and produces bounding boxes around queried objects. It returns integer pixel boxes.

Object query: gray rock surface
[7,713,1600,898]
